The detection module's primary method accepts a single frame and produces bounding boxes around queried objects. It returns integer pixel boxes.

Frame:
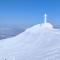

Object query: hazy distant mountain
[0,26,25,40]
[0,25,60,40]
[54,25,60,29]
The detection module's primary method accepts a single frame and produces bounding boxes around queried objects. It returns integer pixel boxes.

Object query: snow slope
[0,23,60,60]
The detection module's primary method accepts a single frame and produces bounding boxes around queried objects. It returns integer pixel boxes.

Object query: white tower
[43,13,53,29]
[44,13,47,24]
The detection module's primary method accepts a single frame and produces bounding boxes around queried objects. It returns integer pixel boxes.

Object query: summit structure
[42,13,53,29]
[44,13,47,24]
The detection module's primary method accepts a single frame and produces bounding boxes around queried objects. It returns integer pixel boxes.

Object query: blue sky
[0,0,60,28]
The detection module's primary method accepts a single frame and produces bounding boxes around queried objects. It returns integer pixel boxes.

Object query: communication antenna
[44,13,47,24]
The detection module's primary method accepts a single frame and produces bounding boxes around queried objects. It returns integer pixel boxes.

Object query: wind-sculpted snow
[0,23,60,60]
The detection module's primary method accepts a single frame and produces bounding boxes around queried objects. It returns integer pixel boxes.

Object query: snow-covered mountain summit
[0,14,60,60]
[0,22,60,60]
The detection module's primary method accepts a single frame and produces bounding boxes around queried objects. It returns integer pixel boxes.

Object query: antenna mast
[44,13,47,24]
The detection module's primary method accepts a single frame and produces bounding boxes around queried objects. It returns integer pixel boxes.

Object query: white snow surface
[0,23,60,60]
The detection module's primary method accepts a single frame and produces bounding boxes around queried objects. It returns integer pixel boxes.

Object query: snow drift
[0,23,60,60]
